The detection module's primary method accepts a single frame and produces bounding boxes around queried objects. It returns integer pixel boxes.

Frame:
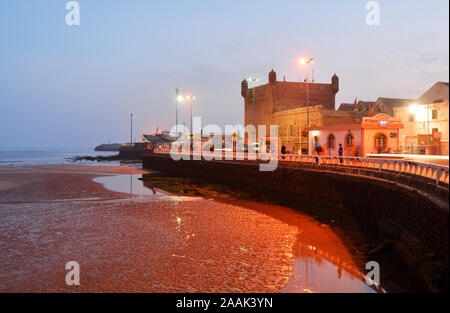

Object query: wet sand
[0,165,374,293]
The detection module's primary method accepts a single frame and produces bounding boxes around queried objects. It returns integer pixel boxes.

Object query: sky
[0,0,448,149]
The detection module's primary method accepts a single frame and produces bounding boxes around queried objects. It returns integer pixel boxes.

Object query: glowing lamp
[409,104,418,113]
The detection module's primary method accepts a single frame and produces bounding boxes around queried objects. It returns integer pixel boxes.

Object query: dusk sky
[1,0,448,149]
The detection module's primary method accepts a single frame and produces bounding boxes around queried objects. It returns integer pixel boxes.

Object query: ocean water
[0,148,119,166]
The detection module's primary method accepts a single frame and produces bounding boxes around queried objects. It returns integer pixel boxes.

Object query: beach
[0,164,375,293]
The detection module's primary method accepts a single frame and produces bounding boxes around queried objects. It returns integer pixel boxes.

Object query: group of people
[280,144,345,164]
[314,143,344,164]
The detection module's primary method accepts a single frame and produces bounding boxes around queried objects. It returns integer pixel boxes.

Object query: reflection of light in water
[283,243,385,293]
[93,174,165,196]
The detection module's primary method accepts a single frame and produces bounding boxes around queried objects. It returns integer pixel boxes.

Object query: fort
[241,70,339,119]
[242,70,354,153]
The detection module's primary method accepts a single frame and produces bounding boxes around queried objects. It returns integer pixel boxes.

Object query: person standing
[338,144,343,164]
[281,145,286,159]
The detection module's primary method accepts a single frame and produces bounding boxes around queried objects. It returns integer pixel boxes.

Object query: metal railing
[279,154,449,185]
[151,150,449,185]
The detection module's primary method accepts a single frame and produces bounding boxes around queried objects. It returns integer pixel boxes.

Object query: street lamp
[247,78,259,127]
[185,95,196,135]
[175,88,183,141]
[300,58,314,127]
[130,113,134,145]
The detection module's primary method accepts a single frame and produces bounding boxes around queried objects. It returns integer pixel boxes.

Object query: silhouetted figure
[315,145,323,164]
[281,145,286,159]
[338,144,343,164]
[377,145,383,154]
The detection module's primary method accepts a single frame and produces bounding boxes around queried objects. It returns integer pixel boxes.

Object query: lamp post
[175,88,183,141]
[130,113,134,145]
[427,103,431,155]
[300,58,314,127]
[247,78,259,127]
[186,95,196,135]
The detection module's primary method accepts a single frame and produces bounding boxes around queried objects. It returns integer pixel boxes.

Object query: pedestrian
[315,145,323,164]
[281,145,286,159]
[338,144,343,164]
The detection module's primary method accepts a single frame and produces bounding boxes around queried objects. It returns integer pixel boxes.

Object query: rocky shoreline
[67,154,122,162]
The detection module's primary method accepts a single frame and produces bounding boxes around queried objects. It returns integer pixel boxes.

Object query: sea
[0,147,119,167]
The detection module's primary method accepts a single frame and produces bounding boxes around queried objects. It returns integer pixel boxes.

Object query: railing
[280,154,449,186]
[151,150,449,186]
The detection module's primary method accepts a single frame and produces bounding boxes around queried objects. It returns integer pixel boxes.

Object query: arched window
[327,134,335,149]
[346,133,354,146]
[374,133,387,150]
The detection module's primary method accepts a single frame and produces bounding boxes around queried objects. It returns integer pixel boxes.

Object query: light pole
[300,58,314,127]
[186,95,196,135]
[175,88,183,141]
[130,113,134,145]
[247,78,259,127]
[427,103,432,155]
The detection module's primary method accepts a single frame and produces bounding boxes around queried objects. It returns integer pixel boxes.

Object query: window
[374,133,387,150]
[346,134,354,146]
[327,134,335,148]
[432,109,438,120]
[408,113,415,122]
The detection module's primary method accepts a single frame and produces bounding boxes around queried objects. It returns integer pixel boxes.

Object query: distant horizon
[1,0,448,148]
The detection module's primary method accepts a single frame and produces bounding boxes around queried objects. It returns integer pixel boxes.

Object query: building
[338,100,375,113]
[241,70,339,130]
[272,105,365,153]
[307,113,404,157]
[241,69,342,153]
[336,82,449,155]
[390,82,449,155]
[142,131,175,147]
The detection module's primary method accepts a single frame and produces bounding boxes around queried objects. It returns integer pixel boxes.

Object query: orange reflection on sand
[0,166,379,292]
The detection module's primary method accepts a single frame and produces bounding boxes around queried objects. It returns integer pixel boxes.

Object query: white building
[392,82,449,155]
[307,113,403,157]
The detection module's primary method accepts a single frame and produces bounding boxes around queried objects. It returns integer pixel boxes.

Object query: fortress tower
[241,69,340,134]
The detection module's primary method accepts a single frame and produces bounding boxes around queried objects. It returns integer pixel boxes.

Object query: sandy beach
[0,164,372,293]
